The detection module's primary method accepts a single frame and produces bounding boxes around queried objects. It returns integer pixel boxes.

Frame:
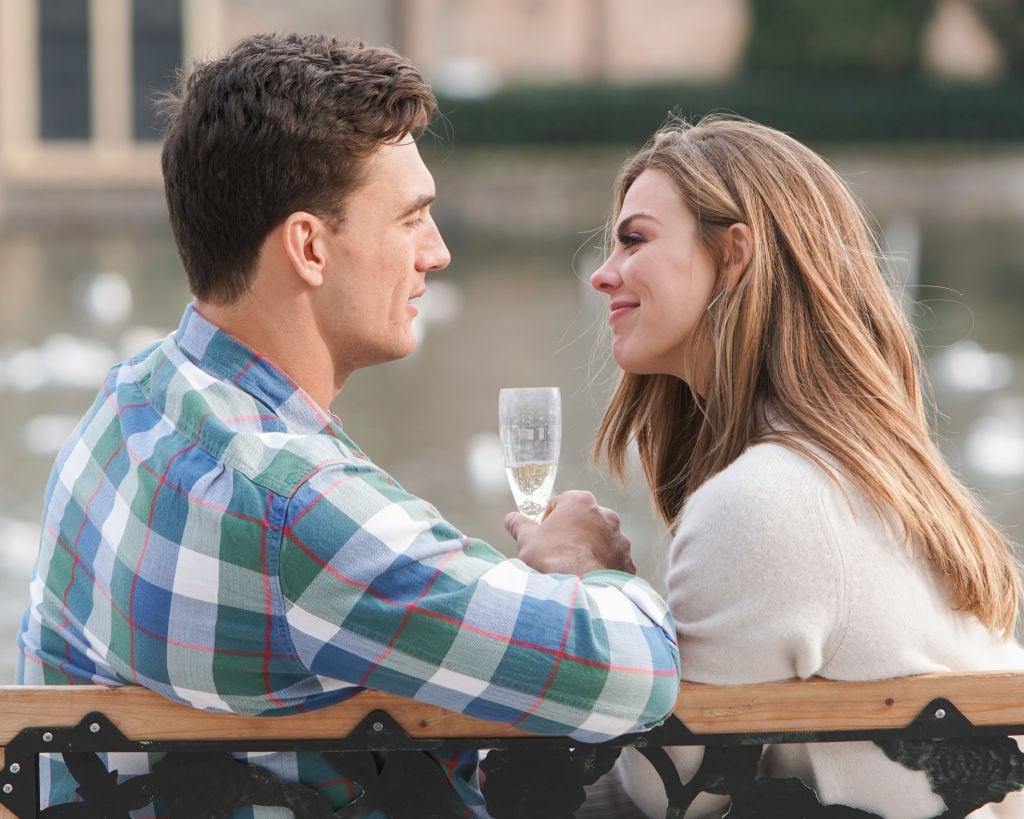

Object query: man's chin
[383,339,419,365]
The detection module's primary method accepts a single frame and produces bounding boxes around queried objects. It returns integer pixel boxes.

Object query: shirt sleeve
[276,457,681,743]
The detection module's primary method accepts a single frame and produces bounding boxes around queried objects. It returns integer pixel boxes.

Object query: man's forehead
[336,138,434,223]
[367,140,434,195]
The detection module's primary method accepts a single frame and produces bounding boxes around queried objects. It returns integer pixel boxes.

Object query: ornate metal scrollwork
[624,706,1024,819]
[1,710,465,819]
[878,735,1024,818]
[43,750,339,818]
[875,699,1024,818]
[0,699,1022,818]
[480,742,621,818]
[627,720,882,818]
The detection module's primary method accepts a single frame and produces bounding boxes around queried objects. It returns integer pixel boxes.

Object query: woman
[521,114,1024,817]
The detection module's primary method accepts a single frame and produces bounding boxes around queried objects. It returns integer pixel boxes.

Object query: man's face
[316,138,450,383]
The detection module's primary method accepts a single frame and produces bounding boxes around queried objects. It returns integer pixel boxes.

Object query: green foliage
[435,76,1024,147]
[434,1,1023,147]
[744,0,936,77]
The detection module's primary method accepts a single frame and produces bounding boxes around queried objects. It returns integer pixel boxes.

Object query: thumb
[504,511,536,540]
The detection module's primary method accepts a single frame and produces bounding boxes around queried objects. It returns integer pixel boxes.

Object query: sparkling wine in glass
[498,387,562,522]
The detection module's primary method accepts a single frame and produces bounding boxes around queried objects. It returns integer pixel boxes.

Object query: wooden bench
[0,671,1022,817]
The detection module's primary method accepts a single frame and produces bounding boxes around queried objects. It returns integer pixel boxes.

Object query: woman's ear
[723,222,753,287]
[281,211,327,288]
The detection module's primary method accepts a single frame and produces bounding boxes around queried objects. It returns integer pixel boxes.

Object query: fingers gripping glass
[498,388,562,522]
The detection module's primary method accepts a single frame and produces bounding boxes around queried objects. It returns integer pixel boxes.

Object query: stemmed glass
[498,387,562,522]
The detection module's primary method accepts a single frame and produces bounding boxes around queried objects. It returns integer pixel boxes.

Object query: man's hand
[504,490,636,576]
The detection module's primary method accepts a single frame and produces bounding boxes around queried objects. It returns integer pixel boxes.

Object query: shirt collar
[173,304,342,437]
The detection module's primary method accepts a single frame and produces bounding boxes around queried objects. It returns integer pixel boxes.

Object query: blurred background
[1,0,1023,681]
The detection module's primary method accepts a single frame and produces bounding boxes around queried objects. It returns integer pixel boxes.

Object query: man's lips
[408,289,426,314]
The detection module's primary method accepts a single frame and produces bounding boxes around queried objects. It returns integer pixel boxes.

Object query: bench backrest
[0,672,1022,817]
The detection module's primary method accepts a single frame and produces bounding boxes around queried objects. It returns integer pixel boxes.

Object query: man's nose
[422,222,451,272]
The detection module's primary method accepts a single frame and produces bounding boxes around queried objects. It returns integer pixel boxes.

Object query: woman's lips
[609,301,638,323]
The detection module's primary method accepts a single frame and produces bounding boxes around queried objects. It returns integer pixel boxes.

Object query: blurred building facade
[0,0,1006,225]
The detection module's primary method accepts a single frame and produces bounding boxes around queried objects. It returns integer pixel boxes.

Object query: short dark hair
[159,33,436,303]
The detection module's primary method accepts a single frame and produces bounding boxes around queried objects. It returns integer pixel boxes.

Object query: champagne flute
[498,387,561,522]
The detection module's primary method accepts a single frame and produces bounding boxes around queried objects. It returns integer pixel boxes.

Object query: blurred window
[132,0,182,140]
[39,0,91,140]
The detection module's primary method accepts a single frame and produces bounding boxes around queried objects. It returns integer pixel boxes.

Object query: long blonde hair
[594,114,1021,636]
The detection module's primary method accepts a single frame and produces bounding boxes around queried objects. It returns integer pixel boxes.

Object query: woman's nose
[590,258,620,292]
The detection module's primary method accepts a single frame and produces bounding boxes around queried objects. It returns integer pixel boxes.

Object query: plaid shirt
[17,304,680,816]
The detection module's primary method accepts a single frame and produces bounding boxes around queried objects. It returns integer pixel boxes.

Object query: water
[2,146,1024,682]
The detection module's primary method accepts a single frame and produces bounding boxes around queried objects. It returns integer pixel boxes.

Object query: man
[17,33,680,816]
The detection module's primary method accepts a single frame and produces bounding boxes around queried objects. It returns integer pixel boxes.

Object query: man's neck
[192,296,342,410]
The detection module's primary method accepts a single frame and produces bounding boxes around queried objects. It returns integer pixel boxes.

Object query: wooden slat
[674,671,1024,734]
[0,672,1022,749]
[0,686,531,745]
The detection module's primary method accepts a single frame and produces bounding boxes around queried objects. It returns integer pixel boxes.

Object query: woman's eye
[618,233,643,248]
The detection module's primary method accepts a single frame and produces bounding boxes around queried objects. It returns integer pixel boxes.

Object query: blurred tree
[745,0,936,77]
[969,0,1024,75]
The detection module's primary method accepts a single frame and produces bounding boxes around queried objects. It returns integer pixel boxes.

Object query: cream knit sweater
[618,442,1024,818]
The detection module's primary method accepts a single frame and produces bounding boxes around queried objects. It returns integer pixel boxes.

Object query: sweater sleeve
[666,444,850,684]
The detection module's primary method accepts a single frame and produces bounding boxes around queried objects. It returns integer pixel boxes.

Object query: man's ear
[281,211,328,288]
[723,222,753,288]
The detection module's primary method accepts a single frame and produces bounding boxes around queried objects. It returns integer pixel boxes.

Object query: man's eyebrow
[398,194,436,220]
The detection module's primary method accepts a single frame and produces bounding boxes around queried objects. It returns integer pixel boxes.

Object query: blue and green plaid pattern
[17,305,680,816]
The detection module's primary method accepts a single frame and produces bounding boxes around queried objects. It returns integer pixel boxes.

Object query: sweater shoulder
[674,440,855,578]
[687,441,838,519]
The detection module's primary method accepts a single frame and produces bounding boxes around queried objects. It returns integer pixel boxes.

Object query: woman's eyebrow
[616,212,658,233]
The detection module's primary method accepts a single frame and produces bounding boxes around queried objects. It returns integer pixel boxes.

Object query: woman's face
[590,168,719,388]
